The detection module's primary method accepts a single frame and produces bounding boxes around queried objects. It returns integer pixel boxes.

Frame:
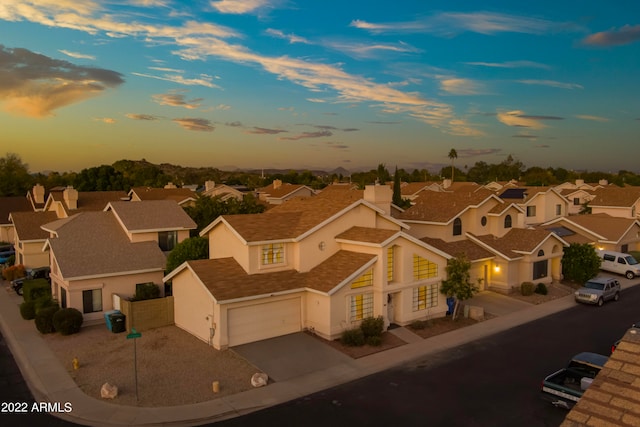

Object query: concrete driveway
[466,291,534,316]
[231,332,357,382]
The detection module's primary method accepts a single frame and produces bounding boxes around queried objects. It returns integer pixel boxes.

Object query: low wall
[119,296,174,333]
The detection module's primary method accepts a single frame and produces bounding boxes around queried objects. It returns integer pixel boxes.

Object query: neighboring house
[553,179,605,192]
[165,185,455,350]
[587,186,640,219]
[128,186,197,207]
[9,211,58,268]
[558,188,595,215]
[543,213,640,253]
[0,196,32,243]
[26,184,47,212]
[399,182,443,202]
[498,187,569,225]
[256,179,315,205]
[200,181,246,202]
[482,180,520,192]
[43,187,129,218]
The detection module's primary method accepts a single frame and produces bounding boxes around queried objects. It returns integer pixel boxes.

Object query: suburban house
[557,188,595,215]
[128,186,196,207]
[200,181,246,202]
[165,184,457,350]
[43,186,128,218]
[26,183,47,212]
[587,186,640,219]
[43,200,196,324]
[8,211,58,268]
[0,196,32,243]
[256,179,315,205]
[497,187,569,226]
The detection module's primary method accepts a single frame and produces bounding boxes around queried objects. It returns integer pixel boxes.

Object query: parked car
[596,250,640,280]
[574,277,620,306]
[0,249,15,264]
[11,266,51,296]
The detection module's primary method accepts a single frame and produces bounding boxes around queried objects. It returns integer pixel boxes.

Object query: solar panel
[499,188,527,199]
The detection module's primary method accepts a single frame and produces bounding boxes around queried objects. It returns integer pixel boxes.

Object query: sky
[1,1,639,174]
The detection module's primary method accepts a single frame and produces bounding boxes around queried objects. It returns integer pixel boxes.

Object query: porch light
[494,265,500,273]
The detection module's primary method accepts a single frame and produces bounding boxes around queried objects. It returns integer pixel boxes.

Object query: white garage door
[228,298,302,346]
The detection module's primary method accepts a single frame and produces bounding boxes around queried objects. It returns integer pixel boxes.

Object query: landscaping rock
[100,382,118,399]
[251,373,268,388]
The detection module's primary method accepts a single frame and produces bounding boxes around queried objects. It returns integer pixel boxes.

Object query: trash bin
[104,310,120,331]
[446,297,456,315]
[110,313,126,333]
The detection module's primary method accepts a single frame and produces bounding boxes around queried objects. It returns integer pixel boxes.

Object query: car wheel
[597,297,604,307]
[626,271,635,280]
[614,292,620,301]
[16,287,23,296]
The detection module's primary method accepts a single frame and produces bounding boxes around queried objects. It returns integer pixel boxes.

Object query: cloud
[517,79,583,90]
[132,72,219,88]
[497,110,563,129]
[59,50,96,60]
[575,114,609,122]
[152,91,203,109]
[246,127,287,134]
[265,28,310,44]
[173,117,214,131]
[307,98,326,103]
[455,148,502,157]
[126,113,159,120]
[0,44,123,117]
[583,25,640,46]
[216,104,231,110]
[225,121,243,127]
[367,121,402,125]
[210,0,271,14]
[512,133,538,139]
[464,60,550,70]
[95,117,116,124]
[280,130,332,140]
[324,40,421,59]
[440,78,483,95]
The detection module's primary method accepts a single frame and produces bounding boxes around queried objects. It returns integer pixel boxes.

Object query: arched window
[538,249,545,257]
[453,218,462,236]
[504,215,512,229]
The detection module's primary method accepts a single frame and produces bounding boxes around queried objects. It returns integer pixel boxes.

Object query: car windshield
[584,281,605,290]
[624,256,639,266]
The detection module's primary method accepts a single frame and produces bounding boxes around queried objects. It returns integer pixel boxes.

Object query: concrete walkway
[0,278,632,427]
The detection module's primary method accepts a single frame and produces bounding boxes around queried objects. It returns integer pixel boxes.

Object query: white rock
[101,382,118,399]
[251,373,268,388]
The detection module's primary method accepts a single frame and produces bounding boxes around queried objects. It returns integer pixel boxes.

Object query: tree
[166,237,209,273]
[0,153,33,196]
[448,149,458,182]
[392,166,403,206]
[561,243,601,284]
[440,254,478,320]
[376,163,390,184]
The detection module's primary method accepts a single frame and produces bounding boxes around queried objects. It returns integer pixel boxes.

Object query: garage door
[228,298,302,346]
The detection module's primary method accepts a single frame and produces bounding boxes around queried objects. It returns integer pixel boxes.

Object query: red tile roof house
[42,200,196,324]
[165,185,457,350]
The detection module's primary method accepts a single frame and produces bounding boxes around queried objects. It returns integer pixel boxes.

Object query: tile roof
[420,237,494,261]
[562,328,640,427]
[130,187,196,203]
[396,187,497,223]
[185,250,376,301]
[49,190,128,214]
[258,182,312,199]
[107,200,196,232]
[400,182,438,196]
[470,228,557,259]
[47,211,166,279]
[0,196,33,224]
[554,213,637,242]
[10,211,58,241]
[589,186,640,207]
[336,226,398,244]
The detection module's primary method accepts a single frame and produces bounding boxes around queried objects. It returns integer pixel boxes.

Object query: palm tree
[448,148,458,182]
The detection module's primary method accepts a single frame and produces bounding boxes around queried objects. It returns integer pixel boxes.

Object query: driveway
[466,291,534,316]
[231,332,356,382]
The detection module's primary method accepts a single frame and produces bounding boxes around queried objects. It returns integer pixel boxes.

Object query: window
[538,249,545,257]
[350,293,373,321]
[413,254,438,280]
[453,218,462,236]
[526,206,536,217]
[387,247,395,283]
[556,204,562,215]
[351,269,373,289]
[60,287,67,309]
[604,254,615,262]
[261,243,284,265]
[412,284,438,311]
[82,289,102,313]
[573,197,580,206]
[158,231,178,251]
[481,216,487,227]
[533,260,548,279]
[504,215,512,229]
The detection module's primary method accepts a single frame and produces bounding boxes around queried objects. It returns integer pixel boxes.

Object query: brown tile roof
[562,328,640,427]
[10,211,58,241]
[186,250,376,301]
[400,182,438,196]
[108,200,196,232]
[589,186,640,207]
[336,226,398,244]
[0,197,33,224]
[420,237,494,261]
[258,183,312,199]
[556,213,637,242]
[47,212,166,279]
[50,190,128,214]
[130,187,196,204]
[470,228,556,259]
[396,187,497,223]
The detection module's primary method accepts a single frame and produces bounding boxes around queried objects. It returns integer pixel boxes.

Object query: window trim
[453,217,462,236]
[412,284,438,312]
[349,292,373,322]
[82,288,102,314]
[261,243,285,266]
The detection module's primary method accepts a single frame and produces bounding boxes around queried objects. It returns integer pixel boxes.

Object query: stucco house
[587,186,640,219]
[128,186,196,207]
[200,181,246,202]
[9,211,57,268]
[0,196,32,244]
[256,179,315,205]
[498,187,569,226]
[165,185,456,350]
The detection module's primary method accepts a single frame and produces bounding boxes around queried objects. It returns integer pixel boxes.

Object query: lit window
[387,247,394,283]
[351,269,373,289]
[262,243,284,265]
[413,254,438,280]
[350,293,373,321]
[412,284,438,311]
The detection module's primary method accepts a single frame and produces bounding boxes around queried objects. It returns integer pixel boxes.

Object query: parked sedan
[574,277,620,306]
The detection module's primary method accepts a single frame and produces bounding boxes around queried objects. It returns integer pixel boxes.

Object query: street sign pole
[126,328,142,402]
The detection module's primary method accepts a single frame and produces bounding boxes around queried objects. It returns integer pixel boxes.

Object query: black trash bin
[109,313,126,333]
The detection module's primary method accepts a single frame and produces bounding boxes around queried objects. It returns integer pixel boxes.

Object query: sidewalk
[0,282,580,427]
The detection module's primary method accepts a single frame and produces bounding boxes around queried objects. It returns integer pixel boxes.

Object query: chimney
[364,184,393,215]
[164,182,177,189]
[575,179,584,187]
[442,179,452,189]
[273,179,282,190]
[205,180,215,192]
[598,179,608,186]
[33,184,45,204]
[63,186,78,210]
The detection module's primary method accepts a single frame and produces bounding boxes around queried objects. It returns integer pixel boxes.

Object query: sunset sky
[1,1,639,174]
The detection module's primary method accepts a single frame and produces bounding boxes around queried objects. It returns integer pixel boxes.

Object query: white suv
[575,277,621,306]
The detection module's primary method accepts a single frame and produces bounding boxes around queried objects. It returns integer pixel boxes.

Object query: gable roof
[129,187,196,204]
[589,186,640,208]
[0,196,33,224]
[468,228,567,260]
[45,190,128,215]
[106,200,196,232]
[419,237,494,262]
[396,188,499,223]
[335,226,399,245]
[544,213,639,243]
[10,211,58,241]
[173,250,376,303]
[45,211,166,280]
[257,182,314,200]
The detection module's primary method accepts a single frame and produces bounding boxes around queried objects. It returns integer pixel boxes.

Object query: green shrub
[520,282,535,296]
[23,279,51,303]
[19,301,36,320]
[360,316,384,338]
[131,283,161,301]
[35,305,60,334]
[53,308,83,335]
[341,328,365,346]
[366,335,383,346]
[535,283,548,295]
[34,296,58,314]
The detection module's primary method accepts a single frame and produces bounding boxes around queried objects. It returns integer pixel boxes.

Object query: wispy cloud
[517,79,583,90]
[95,117,116,124]
[59,50,96,60]
[210,0,271,15]
[152,91,203,109]
[324,40,421,59]
[440,78,483,95]
[126,113,159,120]
[307,98,326,103]
[265,28,310,44]
[280,130,332,140]
[455,148,502,157]
[497,110,563,129]
[512,133,538,139]
[0,44,123,117]
[583,25,640,46]
[173,117,214,131]
[464,60,550,70]
[575,114,609,122]
[132,72,219,88]
[246,127,287,134]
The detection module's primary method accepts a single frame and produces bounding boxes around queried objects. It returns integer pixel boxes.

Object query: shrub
[131,283,161,301]
[2,264,25,281]
[34,296,58,314]
[53,308,83,335]
[520,282,535,296]
[35,305,60,334]
[19,301,36,320]
[23,279,51,303]
[341,328,365,347]
[360,316,384,338]
[535,283,548,295]
[366,335,383,346]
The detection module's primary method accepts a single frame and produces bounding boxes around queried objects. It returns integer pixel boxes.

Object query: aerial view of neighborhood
[1,1,640,426]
